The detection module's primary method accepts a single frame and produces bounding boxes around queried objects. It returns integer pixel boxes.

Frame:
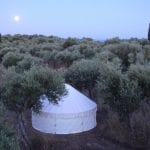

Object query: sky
[0,0,150,40]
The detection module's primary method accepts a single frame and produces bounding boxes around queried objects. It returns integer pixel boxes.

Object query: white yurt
[32,84,97,134]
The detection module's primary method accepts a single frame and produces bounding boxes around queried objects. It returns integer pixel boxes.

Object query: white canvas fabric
[32,84,97,134]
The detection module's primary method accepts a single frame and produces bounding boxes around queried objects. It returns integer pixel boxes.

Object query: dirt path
[31,126,132,150]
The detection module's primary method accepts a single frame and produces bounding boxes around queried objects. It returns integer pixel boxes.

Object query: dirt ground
[28,112,133,150]
[31,127,133,150]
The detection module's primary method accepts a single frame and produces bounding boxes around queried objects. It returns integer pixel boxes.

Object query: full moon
[14,16,20,22]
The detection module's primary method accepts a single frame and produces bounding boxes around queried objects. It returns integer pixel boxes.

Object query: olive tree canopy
[0,65,65,149]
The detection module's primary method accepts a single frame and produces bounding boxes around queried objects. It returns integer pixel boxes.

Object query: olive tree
[65,59,100,98]
[2,52,24,68]
[128,64,150,99]
[63,37,78,49]
[105,42,141,71]
[55,49,83,67]
[79,44,97,58]
[97,66,143,121]
[0,65,65,149]
[0,47,15,62]
[16,54,43,71]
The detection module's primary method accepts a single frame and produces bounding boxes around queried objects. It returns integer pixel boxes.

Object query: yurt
[32,84,97,134]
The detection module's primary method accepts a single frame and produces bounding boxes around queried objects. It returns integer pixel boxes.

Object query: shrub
[97,109,128,144]
[129,100,150,149]
[0,125,20,150]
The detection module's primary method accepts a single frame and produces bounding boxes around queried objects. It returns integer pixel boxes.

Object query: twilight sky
[0,0,150,39]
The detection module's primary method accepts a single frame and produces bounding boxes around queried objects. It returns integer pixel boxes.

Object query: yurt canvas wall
[32,84,97,134]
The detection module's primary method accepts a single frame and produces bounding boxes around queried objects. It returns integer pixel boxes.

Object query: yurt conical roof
[41,84,96,114]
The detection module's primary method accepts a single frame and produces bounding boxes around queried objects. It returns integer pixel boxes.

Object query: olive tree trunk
[16,112,31,150]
